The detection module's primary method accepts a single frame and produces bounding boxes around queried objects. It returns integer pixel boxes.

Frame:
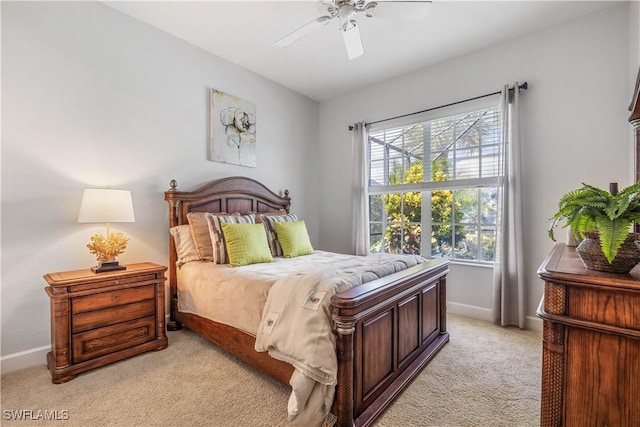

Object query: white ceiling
[103,0,619,102]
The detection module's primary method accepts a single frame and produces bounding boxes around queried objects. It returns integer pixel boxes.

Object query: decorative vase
[575,231,640,273]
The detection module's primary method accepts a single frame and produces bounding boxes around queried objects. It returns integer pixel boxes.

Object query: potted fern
[548,182,640,273]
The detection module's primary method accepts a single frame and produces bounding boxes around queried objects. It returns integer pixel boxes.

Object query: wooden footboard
[332,259,449,427]
[165,177,449,427]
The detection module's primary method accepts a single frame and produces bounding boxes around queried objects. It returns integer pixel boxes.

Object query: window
[368,99,501,263]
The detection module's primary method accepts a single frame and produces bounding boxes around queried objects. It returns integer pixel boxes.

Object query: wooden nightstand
[44,262,168,384]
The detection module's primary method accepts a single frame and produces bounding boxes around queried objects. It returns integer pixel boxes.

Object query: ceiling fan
[275,0,432,60]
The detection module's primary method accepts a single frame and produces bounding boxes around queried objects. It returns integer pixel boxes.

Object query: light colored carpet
[1,314,541,426]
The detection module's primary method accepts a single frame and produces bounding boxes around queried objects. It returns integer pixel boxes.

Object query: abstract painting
[209,89,256,167]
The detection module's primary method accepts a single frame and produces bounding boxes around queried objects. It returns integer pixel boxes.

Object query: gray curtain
[492,84,526,328]
[351,122,370,255]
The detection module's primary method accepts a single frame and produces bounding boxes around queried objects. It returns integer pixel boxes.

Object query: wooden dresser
[537,244,640,426]
[44,262,168,383]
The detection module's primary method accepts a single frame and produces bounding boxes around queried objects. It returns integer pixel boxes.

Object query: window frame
[367,95,502,264]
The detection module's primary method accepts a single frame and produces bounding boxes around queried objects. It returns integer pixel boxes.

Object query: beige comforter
[177,251,425,336]
[254,252,427,426]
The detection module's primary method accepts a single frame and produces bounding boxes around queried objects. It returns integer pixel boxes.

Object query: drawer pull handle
[112,294,120,301]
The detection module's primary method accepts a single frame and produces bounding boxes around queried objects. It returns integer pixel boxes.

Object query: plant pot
[575,231,640,273]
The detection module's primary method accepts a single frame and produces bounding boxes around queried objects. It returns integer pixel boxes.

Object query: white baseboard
[526,315,543,332]
[446,301,493,322]
[447,301,543,332]
[1,345,50,375]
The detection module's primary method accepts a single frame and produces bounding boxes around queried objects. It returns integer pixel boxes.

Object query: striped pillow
[250,209,287,224]
[206,213,255,264]
[186,212,228,261]
[260,213,298,257]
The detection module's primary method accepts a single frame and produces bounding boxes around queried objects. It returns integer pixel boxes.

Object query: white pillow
[169,225,201,266]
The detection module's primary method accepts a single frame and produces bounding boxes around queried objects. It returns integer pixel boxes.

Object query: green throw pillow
[274,220,314,258]
[220,222,273,267]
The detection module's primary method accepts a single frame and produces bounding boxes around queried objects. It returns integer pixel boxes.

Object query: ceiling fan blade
[373,0,432,20]
[342,23,364,60]
[275,15,334,47]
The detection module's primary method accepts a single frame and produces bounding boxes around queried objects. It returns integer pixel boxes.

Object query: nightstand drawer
[72,285,155,314]
[69,274,159,293]
[72,300,156,333]
[72,316,156,363]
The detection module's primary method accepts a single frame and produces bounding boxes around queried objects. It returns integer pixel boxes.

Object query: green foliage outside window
[429,159,464,257]
[375,159,465,256]
[373,158,496,261]
[380,162,423,254]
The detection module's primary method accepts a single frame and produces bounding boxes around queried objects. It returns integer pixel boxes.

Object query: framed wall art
[209,89,256,167]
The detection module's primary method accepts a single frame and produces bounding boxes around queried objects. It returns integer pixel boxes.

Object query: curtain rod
[348,81,528,131]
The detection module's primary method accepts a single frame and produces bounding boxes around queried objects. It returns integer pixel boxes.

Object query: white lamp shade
[77,189,135,223]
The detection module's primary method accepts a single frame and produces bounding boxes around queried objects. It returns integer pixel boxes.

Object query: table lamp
[78,188,135,273]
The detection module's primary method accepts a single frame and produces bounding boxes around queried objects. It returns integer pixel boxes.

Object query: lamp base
[91,261,126,273]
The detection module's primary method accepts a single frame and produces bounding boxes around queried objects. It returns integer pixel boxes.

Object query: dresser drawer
[72,316,156,363]
[72,300,156,333]
[567,286,640,330]
[72,285,155,314]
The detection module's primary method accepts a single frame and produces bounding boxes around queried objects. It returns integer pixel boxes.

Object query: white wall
[630,0,640,181]
[631,1,640,83]
[318,3,632,325]
[1,1,319,371]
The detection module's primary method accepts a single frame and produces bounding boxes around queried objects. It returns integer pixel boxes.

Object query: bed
[164,176,449,427]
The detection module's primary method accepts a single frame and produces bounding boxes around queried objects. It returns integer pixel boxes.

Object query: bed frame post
[166,180,182,331]
[335,320,356,427]
[439,276,447,334]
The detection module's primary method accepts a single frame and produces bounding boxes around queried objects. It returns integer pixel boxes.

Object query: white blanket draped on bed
[254,253,427,426]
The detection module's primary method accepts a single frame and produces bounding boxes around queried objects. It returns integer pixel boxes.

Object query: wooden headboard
[163,176,291,329]
[165,176,290,227]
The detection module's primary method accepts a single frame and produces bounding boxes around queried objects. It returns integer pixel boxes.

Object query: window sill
[447,259,494,269]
